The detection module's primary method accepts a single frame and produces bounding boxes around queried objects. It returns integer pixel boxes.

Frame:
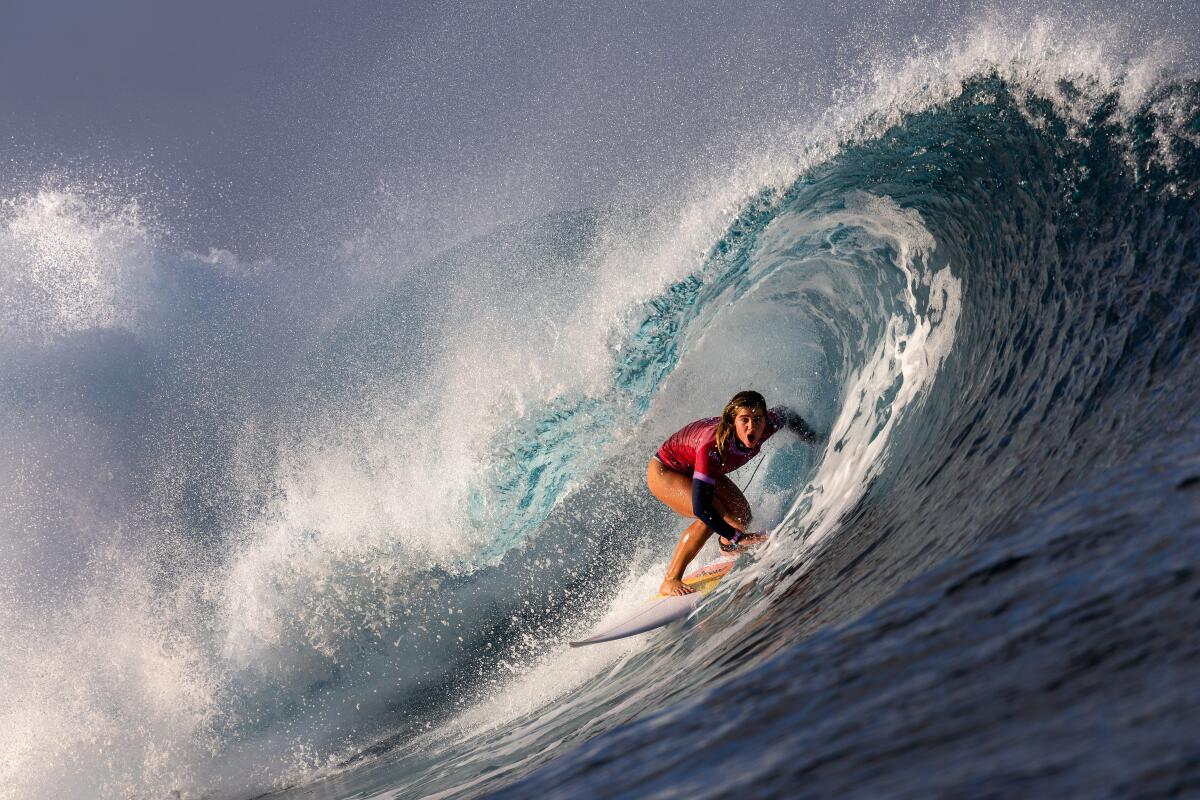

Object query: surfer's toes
[659,579,695,596]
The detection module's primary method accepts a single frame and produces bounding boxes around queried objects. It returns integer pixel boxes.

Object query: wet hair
[714,390,767,456]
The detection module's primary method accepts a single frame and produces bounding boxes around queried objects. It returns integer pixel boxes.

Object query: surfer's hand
[719,532,769,552]
[659,578,695,596]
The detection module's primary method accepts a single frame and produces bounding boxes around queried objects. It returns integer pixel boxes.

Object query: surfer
[648,390,822,596]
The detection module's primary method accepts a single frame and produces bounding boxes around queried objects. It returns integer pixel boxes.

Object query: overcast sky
[2,1,1195,258]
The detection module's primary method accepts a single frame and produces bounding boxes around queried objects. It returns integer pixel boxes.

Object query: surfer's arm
[691,478,743,541]
[772,405,824,444]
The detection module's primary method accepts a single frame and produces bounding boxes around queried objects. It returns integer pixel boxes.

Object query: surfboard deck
[568,557,737,648]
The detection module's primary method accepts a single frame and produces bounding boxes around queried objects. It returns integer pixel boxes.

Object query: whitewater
[1,13,1198,800]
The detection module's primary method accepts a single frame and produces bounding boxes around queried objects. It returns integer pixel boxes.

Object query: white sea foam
[786,194,961,550]
[0,189,155,339]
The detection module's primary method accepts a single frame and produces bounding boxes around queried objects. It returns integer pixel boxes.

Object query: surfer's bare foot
[659,578,695,596]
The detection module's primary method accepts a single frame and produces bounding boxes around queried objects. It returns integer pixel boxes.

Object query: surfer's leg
[646,457,695,517]
[648,458,717,595]
[660,518,713,596]
[713,476,752,529]
[649,460,755,594]
[713,477,765,551]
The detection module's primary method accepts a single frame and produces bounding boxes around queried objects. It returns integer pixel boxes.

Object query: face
[733,406,767,448]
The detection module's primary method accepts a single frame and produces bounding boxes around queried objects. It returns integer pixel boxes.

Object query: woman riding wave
[647,390,823,595]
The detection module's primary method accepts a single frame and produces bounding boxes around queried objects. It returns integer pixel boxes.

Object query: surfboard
[568,557,737,647]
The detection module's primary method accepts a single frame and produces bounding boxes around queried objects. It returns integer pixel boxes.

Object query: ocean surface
[1,17,1198,800]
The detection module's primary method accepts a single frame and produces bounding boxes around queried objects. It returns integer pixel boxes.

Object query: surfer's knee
[716,494,748,518]
[718,510,750,531]
[714,478,750,518]
[715,494,751,527]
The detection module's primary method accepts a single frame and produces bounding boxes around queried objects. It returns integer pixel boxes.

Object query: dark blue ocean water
[2,28,1198,800]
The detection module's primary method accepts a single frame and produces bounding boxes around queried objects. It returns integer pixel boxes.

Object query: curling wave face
[2,17,1199,800]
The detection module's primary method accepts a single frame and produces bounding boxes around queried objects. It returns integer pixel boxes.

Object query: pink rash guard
[655,407,786,483]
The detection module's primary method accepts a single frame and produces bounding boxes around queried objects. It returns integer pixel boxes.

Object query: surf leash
[737,455,765,493]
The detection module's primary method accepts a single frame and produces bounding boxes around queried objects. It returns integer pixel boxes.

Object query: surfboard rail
[567,557,736,647]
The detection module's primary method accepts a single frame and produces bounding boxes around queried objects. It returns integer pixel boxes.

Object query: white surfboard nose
[569,593,703,647]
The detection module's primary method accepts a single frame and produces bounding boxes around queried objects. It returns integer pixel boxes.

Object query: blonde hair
[714,390,767,457]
